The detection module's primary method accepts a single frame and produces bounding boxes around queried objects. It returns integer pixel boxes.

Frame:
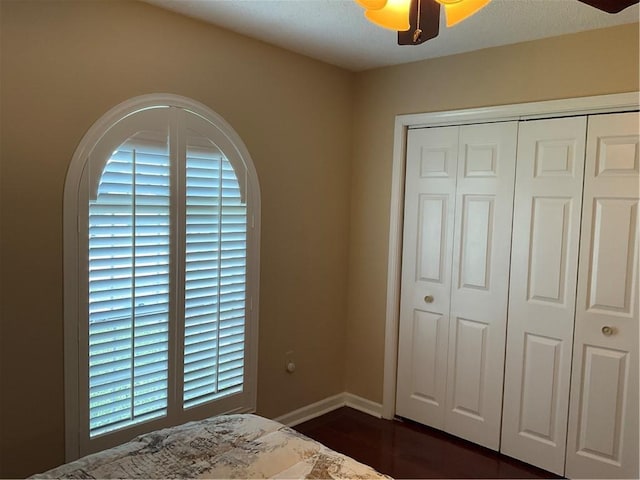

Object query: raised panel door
[445,122,517,450]
[566,111,639,479]
[501,117,587,475]
[396,126,459,428]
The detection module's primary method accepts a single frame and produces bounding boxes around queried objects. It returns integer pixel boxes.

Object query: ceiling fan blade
[576,0,638,13]
[398,0,440,45]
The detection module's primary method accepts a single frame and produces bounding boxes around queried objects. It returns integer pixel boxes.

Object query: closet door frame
[383,92,639,420]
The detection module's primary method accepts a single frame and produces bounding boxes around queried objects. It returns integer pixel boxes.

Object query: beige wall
[0,1,353,476]
[345,23,640,402]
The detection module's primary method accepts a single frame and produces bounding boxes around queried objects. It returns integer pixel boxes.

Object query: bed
[32,413,391,479]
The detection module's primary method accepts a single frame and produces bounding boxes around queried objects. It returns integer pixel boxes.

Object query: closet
[395,110,639,479]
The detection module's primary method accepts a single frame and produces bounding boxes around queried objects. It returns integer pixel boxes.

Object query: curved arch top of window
[64,94,261,460]
[82,102,251,202]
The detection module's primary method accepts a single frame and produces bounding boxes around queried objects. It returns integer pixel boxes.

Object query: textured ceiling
[143,0,639,71]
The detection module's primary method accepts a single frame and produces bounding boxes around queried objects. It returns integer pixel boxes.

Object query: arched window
[64,95,260,460]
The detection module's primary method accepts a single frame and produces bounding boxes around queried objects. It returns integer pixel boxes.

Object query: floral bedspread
[32,414,391,479]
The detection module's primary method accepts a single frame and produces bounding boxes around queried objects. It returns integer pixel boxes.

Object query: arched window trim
[64,94,261,461]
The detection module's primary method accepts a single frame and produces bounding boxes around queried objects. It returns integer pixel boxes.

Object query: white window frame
[64,94,261,461]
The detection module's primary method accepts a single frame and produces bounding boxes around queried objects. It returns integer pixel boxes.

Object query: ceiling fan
[355,0,639,46]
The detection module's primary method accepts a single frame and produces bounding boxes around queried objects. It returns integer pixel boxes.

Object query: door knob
[601,325,614,336]
[424,295,434,304]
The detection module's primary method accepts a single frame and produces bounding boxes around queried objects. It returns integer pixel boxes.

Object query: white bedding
[32,414,391,479]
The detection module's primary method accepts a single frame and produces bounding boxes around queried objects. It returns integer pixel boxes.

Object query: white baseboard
[274,392,383,427]
[344,392,383,418]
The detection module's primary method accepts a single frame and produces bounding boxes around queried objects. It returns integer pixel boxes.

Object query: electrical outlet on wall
[285,350,296,373]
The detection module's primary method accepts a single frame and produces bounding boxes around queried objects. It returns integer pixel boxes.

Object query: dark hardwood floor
[294,407,561,479]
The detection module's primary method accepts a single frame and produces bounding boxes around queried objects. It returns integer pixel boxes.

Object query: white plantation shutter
[88,136,171,436]
[183,146,247,408]
[68,99,259,458]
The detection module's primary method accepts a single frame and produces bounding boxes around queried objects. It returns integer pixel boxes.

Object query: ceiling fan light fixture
[441,0,491,27]
[364,0,412,31]
[355,0,388,10]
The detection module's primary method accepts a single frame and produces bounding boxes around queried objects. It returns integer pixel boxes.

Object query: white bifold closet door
[501,116,587,476]
[395,126,459,430]
[396,122,517,450]
[565,112,639,479]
